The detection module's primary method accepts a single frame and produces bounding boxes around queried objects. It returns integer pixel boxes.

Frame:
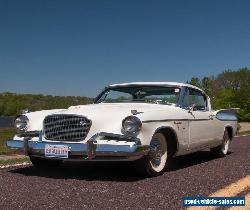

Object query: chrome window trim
[94,85,184,106]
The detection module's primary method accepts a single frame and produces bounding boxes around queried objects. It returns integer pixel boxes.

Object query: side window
[188,89,207,111]
[182,88,208,111]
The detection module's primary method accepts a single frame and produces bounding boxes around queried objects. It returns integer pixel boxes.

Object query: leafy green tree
[0,93,93,116]
[188,67,250,121]
[188,77,201,88]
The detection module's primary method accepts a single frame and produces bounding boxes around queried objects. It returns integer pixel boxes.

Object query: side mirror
[188,104,196,113]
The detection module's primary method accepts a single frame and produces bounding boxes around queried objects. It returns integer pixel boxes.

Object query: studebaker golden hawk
[7,82,238,176]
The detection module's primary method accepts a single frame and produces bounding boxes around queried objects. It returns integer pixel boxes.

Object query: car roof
[108,82,204,93]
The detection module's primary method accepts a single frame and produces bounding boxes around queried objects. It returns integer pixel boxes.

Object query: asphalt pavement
[0,136,249,210]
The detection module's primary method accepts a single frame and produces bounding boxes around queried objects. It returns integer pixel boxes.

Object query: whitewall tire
[211,129,230,157]
[135,133,168,177]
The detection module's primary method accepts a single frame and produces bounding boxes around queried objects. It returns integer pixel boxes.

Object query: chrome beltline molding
[142,118,213,123]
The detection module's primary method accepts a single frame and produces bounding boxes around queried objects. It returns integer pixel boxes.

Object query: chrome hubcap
[149,139,162,167]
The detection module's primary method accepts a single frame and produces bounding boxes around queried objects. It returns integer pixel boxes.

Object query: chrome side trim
[142,118,211,123]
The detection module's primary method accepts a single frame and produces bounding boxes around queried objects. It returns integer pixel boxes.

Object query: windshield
[95,86,181,105]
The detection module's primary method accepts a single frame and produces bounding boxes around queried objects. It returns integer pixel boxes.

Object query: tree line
[0,93,92,116]
[188,67,250,121]
[0,67,249,121]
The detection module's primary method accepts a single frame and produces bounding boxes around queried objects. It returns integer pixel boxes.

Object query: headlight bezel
[122,116,142,136]
[15,115,29,132]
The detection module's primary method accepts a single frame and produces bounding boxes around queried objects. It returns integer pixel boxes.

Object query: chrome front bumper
[6,133,149,161]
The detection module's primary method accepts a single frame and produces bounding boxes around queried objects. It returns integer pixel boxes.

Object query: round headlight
[15,115,29,132]
[122,116,142,136]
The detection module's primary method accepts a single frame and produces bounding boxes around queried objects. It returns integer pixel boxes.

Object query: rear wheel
[211,130,230,157]
[135,133,168,177]
[30,156,63,168]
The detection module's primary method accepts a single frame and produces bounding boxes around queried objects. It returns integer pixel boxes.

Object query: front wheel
[211,130,230,157]
[134,133,168,177]
[30,156,63,168]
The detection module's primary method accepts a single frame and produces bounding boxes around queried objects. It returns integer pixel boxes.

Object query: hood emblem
[80,121,87,127]
[131,110,144,115]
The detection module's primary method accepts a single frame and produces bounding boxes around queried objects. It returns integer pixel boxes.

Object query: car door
[183,88,216,151]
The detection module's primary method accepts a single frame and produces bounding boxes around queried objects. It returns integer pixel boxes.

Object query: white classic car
[7,82,238,176]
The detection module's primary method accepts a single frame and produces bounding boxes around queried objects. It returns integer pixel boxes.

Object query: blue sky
[0,0,250,97]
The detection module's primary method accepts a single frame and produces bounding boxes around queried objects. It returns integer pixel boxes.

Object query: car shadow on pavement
[9,161,145,182]
[167,150,233,171]
[9,150,233,181]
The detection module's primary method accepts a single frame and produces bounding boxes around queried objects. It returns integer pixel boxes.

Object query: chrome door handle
[209,114,215,119]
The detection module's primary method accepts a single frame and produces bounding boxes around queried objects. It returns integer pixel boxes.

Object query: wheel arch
[154,126,179,157]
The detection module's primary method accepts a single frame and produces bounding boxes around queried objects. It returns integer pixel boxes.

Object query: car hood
[24,103,183,138]
[66,103,172,117]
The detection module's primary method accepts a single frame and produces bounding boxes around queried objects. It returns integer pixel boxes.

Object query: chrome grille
[43,114,91,141]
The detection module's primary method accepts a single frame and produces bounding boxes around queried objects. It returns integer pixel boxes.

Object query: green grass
[0,157,30,165]
[239,130,250,136]
[0,128,17,155]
